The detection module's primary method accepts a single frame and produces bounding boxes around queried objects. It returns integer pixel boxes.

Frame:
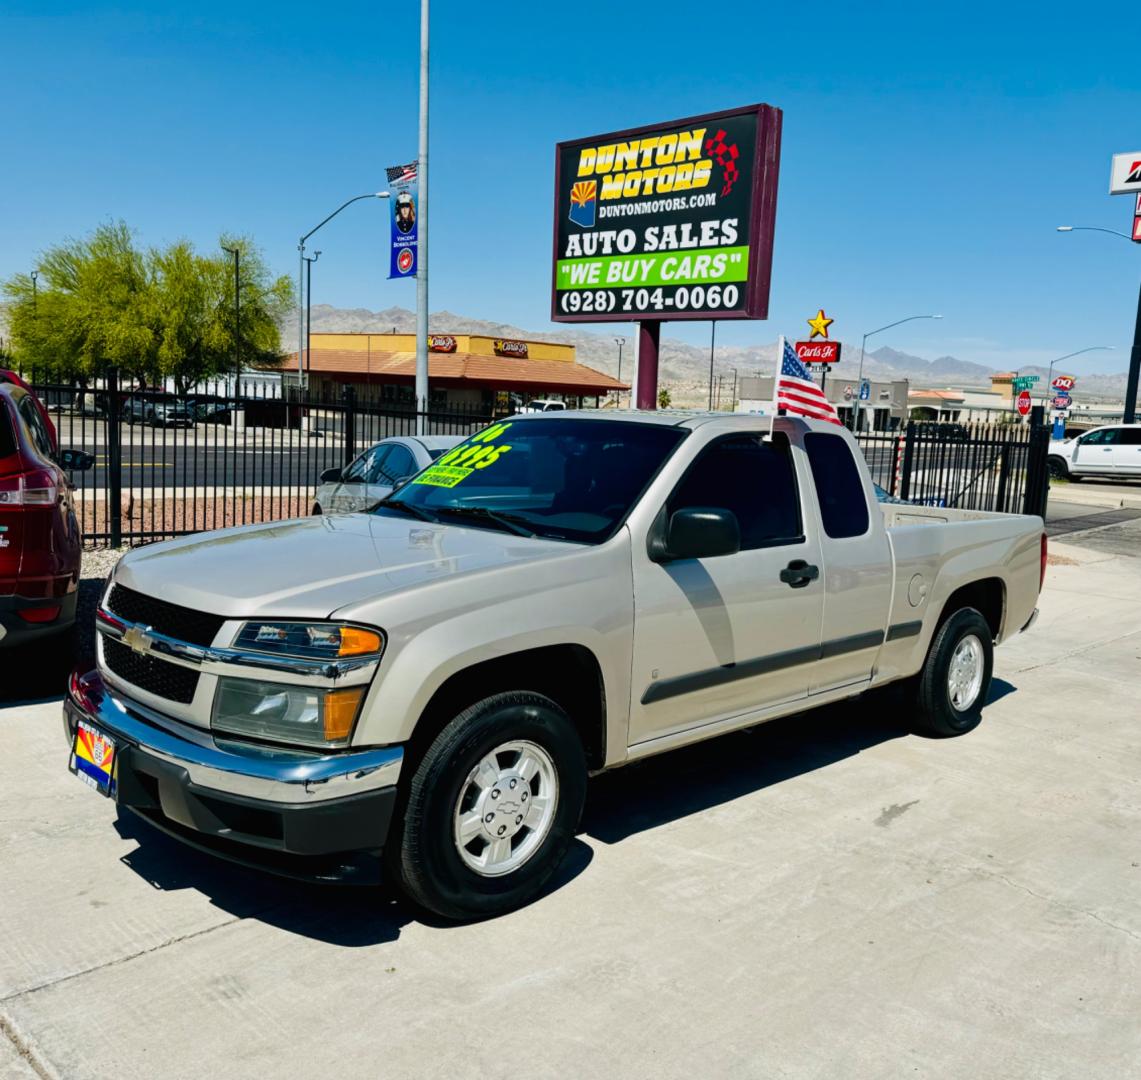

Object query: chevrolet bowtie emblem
[122,625,154,656]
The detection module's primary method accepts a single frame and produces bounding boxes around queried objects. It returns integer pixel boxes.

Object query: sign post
[1109,152,1141,422]
[552,104,783,408]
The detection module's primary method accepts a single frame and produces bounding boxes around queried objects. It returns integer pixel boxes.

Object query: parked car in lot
[122,395,196,428]
[67,413,1045,920]
[520,399,567,413]
[1,380,93,647]
[312,435,464,514]
[1047,423,1141,481]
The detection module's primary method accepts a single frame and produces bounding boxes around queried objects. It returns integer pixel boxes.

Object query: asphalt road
[1045,498,1141,556]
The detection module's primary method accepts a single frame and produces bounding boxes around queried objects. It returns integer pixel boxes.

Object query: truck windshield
[376,418,686,543]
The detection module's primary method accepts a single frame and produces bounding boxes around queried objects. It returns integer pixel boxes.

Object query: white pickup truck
[66,412,1046,920]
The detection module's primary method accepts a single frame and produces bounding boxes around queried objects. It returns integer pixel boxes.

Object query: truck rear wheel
[391,692,587,921]
[910,608,993,737]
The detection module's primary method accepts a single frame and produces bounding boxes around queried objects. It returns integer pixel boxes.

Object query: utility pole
[614,337,625,403]
[304,251,321,379]
[415,0,430,433]
[223,247,240,391]
[708,321,716,409]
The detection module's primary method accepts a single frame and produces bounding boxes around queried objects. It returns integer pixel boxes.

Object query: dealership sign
[1109,152,1141,195]
[795,341,841,364]
[552,104,783,323]
[493,339,529,358]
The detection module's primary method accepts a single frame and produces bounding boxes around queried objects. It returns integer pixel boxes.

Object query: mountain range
[287,305,1131,405]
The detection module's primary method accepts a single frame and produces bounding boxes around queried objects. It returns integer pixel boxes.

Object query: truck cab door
[800,431,894,695]
[628,431,825,747]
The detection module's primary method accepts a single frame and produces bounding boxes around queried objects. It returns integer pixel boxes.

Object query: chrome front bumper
[65,669,403,805]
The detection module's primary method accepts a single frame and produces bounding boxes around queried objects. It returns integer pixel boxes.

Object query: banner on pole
[387,162,419,279]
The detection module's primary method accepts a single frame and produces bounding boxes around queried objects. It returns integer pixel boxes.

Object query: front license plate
[70,719,118,797]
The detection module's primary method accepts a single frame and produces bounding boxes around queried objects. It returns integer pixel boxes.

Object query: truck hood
[114,513,570,619]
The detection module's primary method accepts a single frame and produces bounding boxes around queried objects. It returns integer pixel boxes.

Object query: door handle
[780,559,819,588]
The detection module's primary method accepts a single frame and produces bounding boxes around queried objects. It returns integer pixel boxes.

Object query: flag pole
[773,336,784,416]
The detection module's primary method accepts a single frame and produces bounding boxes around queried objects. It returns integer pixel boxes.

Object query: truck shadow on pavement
[94,678,1017,944]
[111,809,595,945]
[582,677,1018,845]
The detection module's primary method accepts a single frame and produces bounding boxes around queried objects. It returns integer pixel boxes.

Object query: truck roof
[504,409,841,434]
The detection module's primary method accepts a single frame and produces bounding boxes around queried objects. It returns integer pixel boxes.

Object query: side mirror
[59,449,95,472]
[320,467,343,483]
[652,507,741,562]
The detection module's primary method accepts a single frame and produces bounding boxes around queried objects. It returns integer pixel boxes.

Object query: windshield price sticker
[412,423,514,488]
[552,105,782,323]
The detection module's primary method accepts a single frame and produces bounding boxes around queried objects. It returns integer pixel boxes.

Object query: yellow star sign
[807,309,833,340]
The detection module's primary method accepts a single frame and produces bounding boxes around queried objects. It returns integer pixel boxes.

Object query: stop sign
[1016,389,1032,416]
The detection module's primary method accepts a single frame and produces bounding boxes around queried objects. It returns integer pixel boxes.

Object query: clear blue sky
[3,1,1138,373]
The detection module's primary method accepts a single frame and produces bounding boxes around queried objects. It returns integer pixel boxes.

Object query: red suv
[0,379,92,647]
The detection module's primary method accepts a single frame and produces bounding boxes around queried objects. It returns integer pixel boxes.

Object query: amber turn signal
[323,687,365,742]
[338,627,384,657]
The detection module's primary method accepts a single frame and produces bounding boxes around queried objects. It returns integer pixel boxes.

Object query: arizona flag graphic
[569,181,597,228]
[73,720,116,788]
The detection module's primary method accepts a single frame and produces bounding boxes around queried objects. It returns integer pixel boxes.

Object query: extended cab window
[1122,428,1141,445]
[668,434,801,550]
[1082,428,1120,446]
[804,433,870,539]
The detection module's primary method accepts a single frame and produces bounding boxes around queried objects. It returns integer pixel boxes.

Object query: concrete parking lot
[2,528,1139,1079]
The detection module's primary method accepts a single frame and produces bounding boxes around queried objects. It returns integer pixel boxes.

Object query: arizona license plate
[70,719,118,797]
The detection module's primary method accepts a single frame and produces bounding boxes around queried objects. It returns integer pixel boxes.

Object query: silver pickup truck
[65,413,1046,920]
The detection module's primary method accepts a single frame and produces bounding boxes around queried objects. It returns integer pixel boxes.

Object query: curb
[1048,483,1141,511]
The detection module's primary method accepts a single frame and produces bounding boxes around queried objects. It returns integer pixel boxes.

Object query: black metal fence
[26,368,493,547]
[24,368,1051,548]
[856,420,1050,517]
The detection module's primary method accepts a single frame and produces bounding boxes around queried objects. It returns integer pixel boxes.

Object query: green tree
[3,222,292,388]
[658,387,672,409]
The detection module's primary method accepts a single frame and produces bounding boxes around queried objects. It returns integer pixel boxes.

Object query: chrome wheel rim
[947,634,984,711]
[453,740,559,878]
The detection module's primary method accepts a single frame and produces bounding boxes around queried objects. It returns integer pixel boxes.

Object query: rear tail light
[0,469,58,507]
[18,605,61,624]
[1040,532,1048,592]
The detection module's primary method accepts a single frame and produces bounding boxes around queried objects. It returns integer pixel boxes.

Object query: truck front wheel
[391,692,587,921]
[910,608,994,737]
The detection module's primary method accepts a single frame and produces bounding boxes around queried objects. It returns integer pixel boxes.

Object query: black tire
[1046,457,1069,481]
[391,692,587,921]
[910,607,994,738]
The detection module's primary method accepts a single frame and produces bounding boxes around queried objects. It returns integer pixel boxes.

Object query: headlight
[234,621,384,660]
[212,678,365,748]
[213,622,384,747]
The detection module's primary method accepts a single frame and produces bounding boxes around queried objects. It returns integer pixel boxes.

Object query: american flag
[775,337,842,424]
[386,162,418,184]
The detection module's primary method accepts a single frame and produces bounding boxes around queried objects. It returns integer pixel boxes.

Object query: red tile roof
[288,349,629,393]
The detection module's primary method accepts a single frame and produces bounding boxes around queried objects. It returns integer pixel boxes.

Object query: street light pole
[853,313,943,431]
[1057,226,1140,423]
[1042,346,1115,406]
[298,192,390,395]
[222,247,240,391]
[303,251,321,380]
[30,270,38,318]
[415,0,430,433]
